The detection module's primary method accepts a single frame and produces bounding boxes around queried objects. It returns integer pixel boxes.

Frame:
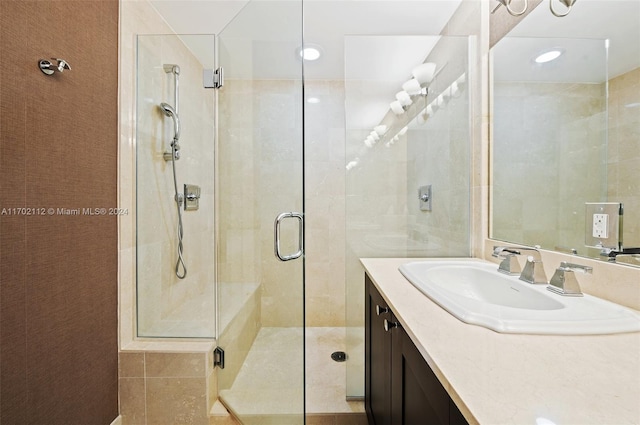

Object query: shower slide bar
[162,63,187,279]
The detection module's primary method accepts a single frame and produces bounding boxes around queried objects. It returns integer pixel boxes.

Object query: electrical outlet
[585,203,621,249]
[593,213,609,238]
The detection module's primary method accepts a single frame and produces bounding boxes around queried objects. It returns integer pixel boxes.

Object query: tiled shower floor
[219,327,367,425]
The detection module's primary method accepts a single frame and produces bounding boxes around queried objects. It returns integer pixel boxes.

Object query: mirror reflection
[491,0,640,267]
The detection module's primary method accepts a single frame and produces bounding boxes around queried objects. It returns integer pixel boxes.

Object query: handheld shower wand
[160,103,180,140]
[159,101,187,279]
[161,103,181,161]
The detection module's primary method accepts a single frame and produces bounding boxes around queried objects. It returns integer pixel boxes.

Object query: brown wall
[0,1,119,424]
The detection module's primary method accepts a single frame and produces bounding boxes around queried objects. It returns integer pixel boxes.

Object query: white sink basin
[399,260,640,335]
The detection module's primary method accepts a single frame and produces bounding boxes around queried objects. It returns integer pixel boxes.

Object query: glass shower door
[215,1,305,424]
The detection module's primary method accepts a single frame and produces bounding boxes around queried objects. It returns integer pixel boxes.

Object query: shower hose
[171,137,187,279]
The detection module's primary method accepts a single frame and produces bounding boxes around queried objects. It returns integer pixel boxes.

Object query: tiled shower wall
[304,81,348,327]
[135,33,216,338]
[217,79,345,328]
[407,88,472,255]
[492,67,640,253]
[608,67,640,248]
[492,81,607,252]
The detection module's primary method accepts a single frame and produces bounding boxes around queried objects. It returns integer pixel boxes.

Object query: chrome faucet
[492,245,547,284]
[547,262,593,296]
[492,246,524,275]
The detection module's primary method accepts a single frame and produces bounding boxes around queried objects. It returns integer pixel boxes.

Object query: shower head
[160,103,180,141]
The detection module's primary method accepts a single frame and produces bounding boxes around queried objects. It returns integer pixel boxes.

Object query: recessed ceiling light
[299,46,321,61]
[307,97,320,104]
[534,49,564,64]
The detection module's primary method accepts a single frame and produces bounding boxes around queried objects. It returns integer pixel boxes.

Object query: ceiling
[149,0,464,130]
[148,0,640,128]
[494,0,640,83]
[150,0,463,80]
[149,0,640,82]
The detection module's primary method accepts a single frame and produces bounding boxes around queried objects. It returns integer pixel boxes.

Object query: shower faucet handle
[184,184,201,211]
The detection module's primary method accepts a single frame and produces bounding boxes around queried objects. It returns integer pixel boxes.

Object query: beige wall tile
[608,67,640,247]
[208,368,218,412]
[119,378,146,425]
[145,378,209,425]
[119,352,145,378]
[492,81,607,253]
[145,352,207,378]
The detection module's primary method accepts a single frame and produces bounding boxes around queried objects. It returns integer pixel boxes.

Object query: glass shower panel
[135,34,216,338]
[344,35,472,397]
[215,1,305,423]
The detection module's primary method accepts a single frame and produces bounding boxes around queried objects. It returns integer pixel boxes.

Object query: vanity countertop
[361,257,640,425]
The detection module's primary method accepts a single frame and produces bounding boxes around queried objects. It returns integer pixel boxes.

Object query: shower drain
[331,351,347,362]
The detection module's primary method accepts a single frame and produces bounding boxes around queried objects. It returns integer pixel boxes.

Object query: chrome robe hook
[39,58,71,75]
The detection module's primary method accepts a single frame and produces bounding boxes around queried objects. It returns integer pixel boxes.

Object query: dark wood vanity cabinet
[366,273,394,424]
[365,274,468,425]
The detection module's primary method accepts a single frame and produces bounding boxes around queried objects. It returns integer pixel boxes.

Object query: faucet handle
[496,253,521,276]
[519,256,548,284]
[547,262,591,296]
[559,262,593,273]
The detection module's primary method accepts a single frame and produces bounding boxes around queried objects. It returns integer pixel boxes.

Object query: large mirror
[491,0,640,267]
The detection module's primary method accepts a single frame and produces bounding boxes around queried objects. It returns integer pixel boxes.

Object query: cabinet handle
[376,305,390,315]
[384,319,399,332]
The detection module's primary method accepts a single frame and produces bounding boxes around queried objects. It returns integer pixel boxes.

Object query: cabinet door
[391,325,451,425]
[365,275,392,425]
[366,274,468,425]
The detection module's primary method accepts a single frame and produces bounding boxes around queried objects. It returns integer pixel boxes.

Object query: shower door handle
[274,212,304,261]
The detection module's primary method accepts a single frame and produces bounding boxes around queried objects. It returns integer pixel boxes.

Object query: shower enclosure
[136,1,306,423]
[133,1,474,423]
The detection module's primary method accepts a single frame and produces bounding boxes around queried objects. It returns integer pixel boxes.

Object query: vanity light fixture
[412,62,437,86]
[402,78,423,95]
[390,100,406,115]
[534,48,564,64]
[395,91,413,107]
[492,0,577,18]
[373,125,388,136]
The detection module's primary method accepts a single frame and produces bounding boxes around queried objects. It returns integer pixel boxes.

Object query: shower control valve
[184,184,201,211]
